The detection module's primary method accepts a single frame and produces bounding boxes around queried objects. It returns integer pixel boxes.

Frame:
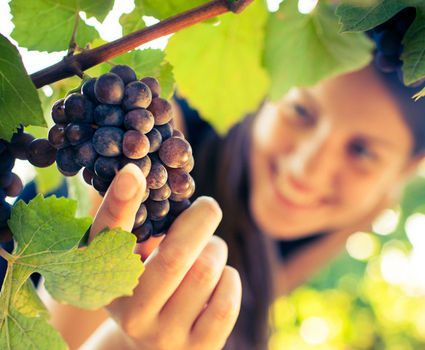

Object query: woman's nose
[284,125,339,190]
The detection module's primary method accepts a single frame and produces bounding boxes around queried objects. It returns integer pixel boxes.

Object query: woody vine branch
[30,0,254,89]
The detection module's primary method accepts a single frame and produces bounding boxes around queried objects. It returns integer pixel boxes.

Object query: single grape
[94,73,125,105]
[92,127,124,157]
[51,98,69,124]
[124,109,154,134]
[374,52,401,73]
[172,129,184,138]
[182,155,194,173]
[146,161,168,189]
[140,77,160,98]
[82,167,93,186]
[7,132,35,160]
[122,81,152,111]
[94,104,124,126]
[75,141,98,169]
[26,138,57,168]
[155,123,173,141]
[169,199,191,216]
[92,174,111,192]
[0,150,15,174]
[121,155,151,177]
[110,65,137,85]
[5,173,23,197]
[94,156,120,181]
[149,183,171,201]
[65,124,95,146]
[81,77,98,103]
[56,147,82,174]
[148,97,173,125]
[159,137,192,168]
[133,203,147,228]
[146,199,170,220]
[48,124,69,149]
[122,130,150,159]
[146,128,162,153]
[151,217,170,236]
[170,176,195,201]
[168,168,192,194]
[64,93,94,123]
[132,219,153,242]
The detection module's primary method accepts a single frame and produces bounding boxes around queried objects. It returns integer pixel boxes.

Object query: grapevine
[1,0,425,349]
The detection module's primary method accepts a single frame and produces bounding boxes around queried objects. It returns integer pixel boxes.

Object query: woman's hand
[87,163,242,350]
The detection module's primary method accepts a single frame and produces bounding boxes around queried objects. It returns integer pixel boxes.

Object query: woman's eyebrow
[297,88,320,113]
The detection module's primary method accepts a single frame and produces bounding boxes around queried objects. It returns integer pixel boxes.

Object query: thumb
[89,163,146,243]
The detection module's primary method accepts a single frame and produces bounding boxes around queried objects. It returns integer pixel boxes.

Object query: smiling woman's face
[249,65,414,239]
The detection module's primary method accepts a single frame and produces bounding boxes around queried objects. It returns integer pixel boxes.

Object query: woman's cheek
[338,172,388,219]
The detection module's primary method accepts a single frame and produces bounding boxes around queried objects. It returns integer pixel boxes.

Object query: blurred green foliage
[270,172,425,349]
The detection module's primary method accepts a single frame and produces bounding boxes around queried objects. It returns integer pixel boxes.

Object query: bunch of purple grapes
[0,127,34,241]
[368,7,424,87]
[48,65,195,242]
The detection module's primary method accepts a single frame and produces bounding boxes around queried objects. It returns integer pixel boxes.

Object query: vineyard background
[2,0,425,349]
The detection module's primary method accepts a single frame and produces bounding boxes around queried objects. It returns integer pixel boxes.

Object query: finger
[159,236,228,330]
[190,266,242,349]
[90,163,146,242]
[107,196,222,324]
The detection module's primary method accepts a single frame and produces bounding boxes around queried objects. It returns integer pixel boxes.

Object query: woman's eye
[348,142,376,160]
[291,103,315,126]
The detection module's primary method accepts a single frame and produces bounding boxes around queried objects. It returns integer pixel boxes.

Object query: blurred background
[2,0,425,348]
[269,168,425,349]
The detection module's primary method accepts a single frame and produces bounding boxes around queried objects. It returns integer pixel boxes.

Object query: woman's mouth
[269,161,321,210]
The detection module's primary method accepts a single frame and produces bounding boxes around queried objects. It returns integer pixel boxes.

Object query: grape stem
[30,0,254,89]
[0,246,13,262]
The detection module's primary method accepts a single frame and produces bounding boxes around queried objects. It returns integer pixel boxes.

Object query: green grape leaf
[78,0,115,22]
[336,0,424,32]
[98,49,175,99]
[0,304,67,350]
[0,195,144,349]
[166,0,269,134]
[264,1,373,102]
[10,0,100,52]
[336,0,407,32]
[0,35,46,142]
[120,6,146,36]
[13,280,49,319]
[10,196,91,255]
[401,8,425,85]
[134,0,210,20]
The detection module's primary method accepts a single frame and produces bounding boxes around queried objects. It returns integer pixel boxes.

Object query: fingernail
[112,164,143,201]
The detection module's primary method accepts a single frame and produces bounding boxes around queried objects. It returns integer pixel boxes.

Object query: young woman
[39,61,425,350]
